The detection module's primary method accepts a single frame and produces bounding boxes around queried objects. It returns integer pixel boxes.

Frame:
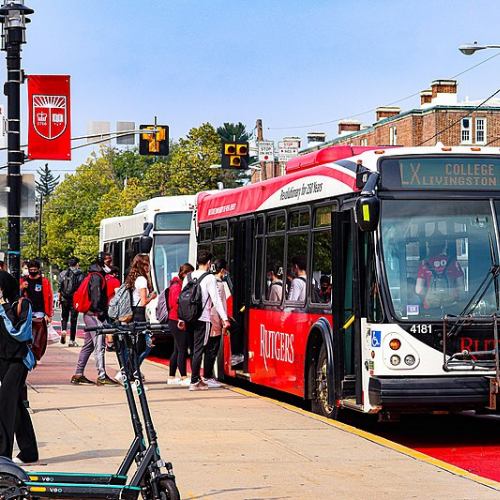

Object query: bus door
[230,216,254,368]
[332,210,363,405]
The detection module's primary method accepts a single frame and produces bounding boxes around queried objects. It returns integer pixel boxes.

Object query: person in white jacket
[179,250,229,391]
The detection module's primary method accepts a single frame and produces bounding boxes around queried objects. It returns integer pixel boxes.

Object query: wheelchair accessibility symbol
[371,330,381,348]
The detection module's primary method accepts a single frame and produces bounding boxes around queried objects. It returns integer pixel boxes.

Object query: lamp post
[0,1,33,281]
[459,42,500,55]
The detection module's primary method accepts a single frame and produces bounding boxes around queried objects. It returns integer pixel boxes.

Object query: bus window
[198,224,212,254]
[153,234,190,292]
[265,213,285,303]
[286,208,310,305]
[124,239,134,274]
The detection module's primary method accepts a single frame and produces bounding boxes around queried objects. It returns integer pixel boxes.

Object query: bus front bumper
[368,376,491,408]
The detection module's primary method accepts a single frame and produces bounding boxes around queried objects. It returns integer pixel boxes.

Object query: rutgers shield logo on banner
[28,75,71,160]
[33,95,67,140]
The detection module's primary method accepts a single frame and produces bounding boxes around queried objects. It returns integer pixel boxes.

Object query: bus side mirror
[139,236,153,254]
[140,222,153,254]
[355,196,380,232]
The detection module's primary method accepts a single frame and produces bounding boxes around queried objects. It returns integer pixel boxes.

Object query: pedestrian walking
[0,270,38,464]
[178,250,230,391]
[166,263,194,386]
[71,253,117,386]
[105,265,121,351]
[20,259,54,363]
[57,257,84,347]
[203,258,229,388]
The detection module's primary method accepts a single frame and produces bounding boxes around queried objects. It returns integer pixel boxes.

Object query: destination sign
[380,157,500,190]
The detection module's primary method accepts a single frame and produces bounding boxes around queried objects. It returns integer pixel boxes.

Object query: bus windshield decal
[380,157,500,190]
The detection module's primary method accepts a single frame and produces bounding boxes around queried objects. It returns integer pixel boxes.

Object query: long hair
[125,254,153,292]
[178,263,194,281]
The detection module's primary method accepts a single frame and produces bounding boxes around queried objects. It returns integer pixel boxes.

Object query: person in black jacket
[71,253,117,386]
[0,270,38,463]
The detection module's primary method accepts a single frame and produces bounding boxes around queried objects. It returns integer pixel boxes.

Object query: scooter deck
[25,481,140,499]
[27,472,128,485]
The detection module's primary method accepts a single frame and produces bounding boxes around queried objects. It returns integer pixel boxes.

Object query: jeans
[61,298,79,341]
[75,314,106,379]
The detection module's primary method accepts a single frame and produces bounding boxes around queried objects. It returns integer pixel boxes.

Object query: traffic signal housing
[139,125,169,156]
[222,140,249,169]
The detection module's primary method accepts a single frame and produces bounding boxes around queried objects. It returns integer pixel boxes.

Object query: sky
[3,0,500,177]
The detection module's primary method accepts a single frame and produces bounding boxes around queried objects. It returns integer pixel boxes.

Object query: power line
[267,52,500,132]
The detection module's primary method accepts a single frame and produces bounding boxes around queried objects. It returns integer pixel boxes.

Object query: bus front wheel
[311,344,340,419]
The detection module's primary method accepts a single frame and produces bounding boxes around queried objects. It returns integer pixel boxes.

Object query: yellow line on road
[228,386,500,492]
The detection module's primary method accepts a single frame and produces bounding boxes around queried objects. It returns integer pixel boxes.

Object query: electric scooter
[0,322,181,500]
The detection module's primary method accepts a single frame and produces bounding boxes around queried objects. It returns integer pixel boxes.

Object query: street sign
[278,140,300,149]
[278,147,298,163]
[258,141,274,162]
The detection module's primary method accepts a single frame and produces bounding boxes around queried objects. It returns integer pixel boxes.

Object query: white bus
[99,195,198,325]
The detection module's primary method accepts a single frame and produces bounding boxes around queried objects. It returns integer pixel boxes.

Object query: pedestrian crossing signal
[222,140,249,169]
[139,125,169,156]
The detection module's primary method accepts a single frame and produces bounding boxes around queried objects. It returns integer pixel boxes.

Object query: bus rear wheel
[311,344,340,419]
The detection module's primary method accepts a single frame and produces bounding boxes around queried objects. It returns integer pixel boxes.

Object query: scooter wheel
[0,473,26,500]
[159,478,180,500]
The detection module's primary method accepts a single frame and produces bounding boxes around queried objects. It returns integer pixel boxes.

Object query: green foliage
[167,123,221,194]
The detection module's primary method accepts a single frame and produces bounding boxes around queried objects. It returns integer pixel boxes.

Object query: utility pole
[256,118,267,181]
[0,1,33,281]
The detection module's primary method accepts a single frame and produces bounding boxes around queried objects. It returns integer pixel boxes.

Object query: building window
[475,118,486,144]
[461,118,471,143]
[390,126,397,145]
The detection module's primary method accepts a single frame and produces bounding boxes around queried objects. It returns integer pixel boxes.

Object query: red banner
[27,75,71,160]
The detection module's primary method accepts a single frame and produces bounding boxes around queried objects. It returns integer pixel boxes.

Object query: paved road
[20,342,500,500]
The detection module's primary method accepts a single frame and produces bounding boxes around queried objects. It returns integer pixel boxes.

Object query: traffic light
[139,125,169,156]
[221,140,249,169]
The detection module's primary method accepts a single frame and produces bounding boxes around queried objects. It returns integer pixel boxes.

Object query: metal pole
[0,1,33,282]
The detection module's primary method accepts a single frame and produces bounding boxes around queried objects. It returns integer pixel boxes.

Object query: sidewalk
[22,342,500,500]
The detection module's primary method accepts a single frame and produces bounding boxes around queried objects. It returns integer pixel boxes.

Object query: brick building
[304,79,500,151]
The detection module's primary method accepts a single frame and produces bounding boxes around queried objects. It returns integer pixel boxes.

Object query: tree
[35,163,60,198]
[166,123,221,195]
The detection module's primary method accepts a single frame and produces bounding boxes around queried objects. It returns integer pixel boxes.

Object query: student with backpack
[178,250,230,391]
[71,253,117,386]
[161,263,194,386]
[57,257,84,347]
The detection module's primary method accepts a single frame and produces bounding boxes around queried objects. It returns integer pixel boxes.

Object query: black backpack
[177,272,210,323]
[60,270,80,298]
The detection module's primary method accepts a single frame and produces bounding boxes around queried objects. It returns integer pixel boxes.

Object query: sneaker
[189,380,208,391]
[68,340,79,347]
[204,378,222,388]
[13,456,38,466]
[167,377,181,385]
[106,343,115,352]
[114,372,125,385]
[231,354,244,366]
[96,375,119,386]
[60,330,67,345]
[180,377,191,386]
[71,375,95,386]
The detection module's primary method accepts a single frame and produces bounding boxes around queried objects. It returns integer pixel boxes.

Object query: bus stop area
[23,344,500,500]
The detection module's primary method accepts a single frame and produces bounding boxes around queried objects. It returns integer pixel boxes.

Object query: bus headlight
[404,355,416,366]
[390,355,401,366]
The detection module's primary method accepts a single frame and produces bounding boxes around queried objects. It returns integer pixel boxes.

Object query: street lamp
[459,42,500,55]
[0,1,33,280]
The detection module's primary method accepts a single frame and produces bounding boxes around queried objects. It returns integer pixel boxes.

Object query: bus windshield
[380,199,500,320]
[152,234,190,292]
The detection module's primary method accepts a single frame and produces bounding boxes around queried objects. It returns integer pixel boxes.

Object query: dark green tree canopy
[35,163,60,198]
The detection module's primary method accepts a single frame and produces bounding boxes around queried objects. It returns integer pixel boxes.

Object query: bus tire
[311,343,340,419]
